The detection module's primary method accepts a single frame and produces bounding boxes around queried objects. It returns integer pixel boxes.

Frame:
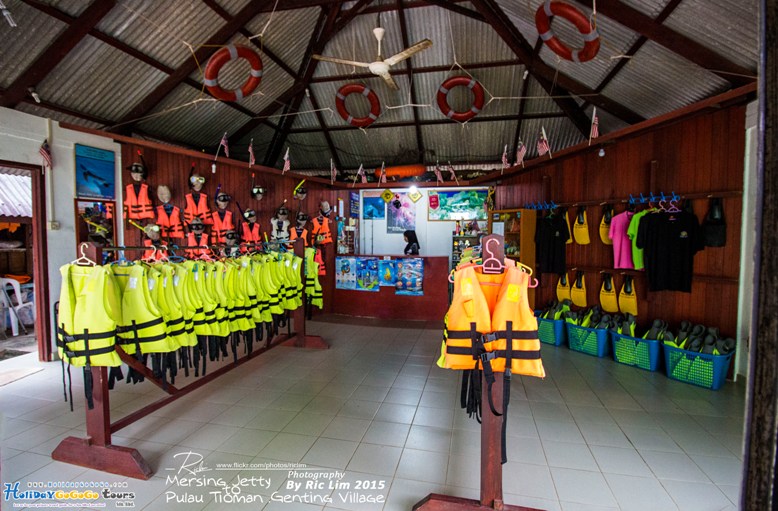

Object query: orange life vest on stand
[143,239,168,261]
[314,248,326,276]
[156,205,184,239]
[186,232,211,259]
[241,222,262,244]
[124,183,154,220]
[211,210,235,243]
[184,193,212,224]
[289,227,308,247]
[311,217,332,245]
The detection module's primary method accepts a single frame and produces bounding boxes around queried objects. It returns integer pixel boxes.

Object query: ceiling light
[28,88,40,104]
[0,1,17,27]
[598,148,605,157]
[211,162,217,173]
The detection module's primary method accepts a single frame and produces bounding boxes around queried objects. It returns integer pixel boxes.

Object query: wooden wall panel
[495,106,746,338]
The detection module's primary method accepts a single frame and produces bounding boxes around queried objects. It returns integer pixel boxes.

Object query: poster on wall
[427,189,488,221]
[362,191,385,220]
[395,257,424,296]
[378,259,397,286]
[387,192,416,233]
[356,257,380,292]
[349,191,359,218]
[75,144,116,199]
[335,257,357,290]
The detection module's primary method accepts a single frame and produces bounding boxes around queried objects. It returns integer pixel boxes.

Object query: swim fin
[618,275,638,316]
[571,270,587,307]
[600,273,619,313]
[573,207,590,245]
[556,273,572,302]
[564,209,573,245]
[599,204,613,245]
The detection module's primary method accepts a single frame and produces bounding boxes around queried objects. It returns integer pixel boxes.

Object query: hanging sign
[381,189,394,203]
[428,190,440,210]
[407,189,422,203]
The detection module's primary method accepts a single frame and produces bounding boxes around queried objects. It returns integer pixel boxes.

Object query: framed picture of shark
[75,144,116,199]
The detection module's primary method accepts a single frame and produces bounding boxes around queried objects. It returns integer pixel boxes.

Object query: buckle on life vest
[480,332,498,344]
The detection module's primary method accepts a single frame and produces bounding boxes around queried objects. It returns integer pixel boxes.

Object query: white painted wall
[357,187,487,257]
[0,107,123,354]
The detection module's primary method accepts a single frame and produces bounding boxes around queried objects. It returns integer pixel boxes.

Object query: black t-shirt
[636,211,704,292]
[535,214,570,274]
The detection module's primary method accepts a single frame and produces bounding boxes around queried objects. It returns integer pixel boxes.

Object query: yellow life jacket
[305,247,323,309]
[227,261,254,332]
[157,264,195,348]
[207,261,231,337]
[251,257,273,322]
[168,264,198,347]
[241,257,263,324]
[441,262,545,378]
[57,264,122,367]
[260,255,284,314]
[113,264,171,355]
[186,260,214,336]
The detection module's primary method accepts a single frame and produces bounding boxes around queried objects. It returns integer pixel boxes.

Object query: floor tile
[604,473,678,511]
[661,479,732,511]
[690,454,744,485]
[384,388,422,406]
[568,404,615,425]
[590,445,653,477]
[577,422,632,448]
[396,448,448,484]
[639,449,711,482]
[536,419,585,444]
[346,443,402,476]
[504,462,558,501]
[383,477,445,511]
[559,502,618,511]
[267,392,314,412]
[374,402,417,424]
[179,423,241,451]
[621,425,680,452]
[446,454,481,489]
[245,409,298,431]
[551,467,616,506]
[543,440,598,471]
[216,428,278,456]
[258,433,317,462]
[405,425,452,453]
[320,417,371,442]
[412,406,453,429]
[718,483,741,505]
[531,401,575,422]
[210,405,264,428]
[337,400,381,420]
[302,438,359,469]
[350,385,390,402]
[282,412,335,437]
[362,421,410,447]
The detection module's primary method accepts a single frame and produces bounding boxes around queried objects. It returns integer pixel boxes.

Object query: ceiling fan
[312,26,432,90]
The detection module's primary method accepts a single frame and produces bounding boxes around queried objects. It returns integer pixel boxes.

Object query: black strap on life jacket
[501,321,514,464]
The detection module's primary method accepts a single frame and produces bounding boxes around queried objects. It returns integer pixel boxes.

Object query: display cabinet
[487,208,537,307]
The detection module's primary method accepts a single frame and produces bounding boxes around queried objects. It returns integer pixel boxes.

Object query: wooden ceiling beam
[113,0,276,133]
[397,0,425,164]
[0,0,117,108]
[511,38,543,158]
[595,0,755,87]
[403,0,485,21]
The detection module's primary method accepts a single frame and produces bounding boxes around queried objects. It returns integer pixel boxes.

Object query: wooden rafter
[397,0,425,164]
[0,0,117,108]
[595,0,755,87]
[511,39,544,158]
[112,0,276,133]
[308,90,342,169]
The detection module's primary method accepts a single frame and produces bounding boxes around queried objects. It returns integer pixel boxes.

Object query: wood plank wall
[495,106,746,338]
[120,143,347,313]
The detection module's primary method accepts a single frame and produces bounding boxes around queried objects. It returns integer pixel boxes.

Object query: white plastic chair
[0,277,34,336]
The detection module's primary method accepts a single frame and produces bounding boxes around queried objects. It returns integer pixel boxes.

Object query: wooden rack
[51,240,326,479]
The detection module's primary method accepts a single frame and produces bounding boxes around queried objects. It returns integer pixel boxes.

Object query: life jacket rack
[52,241,328,480]
[415,234,543,511]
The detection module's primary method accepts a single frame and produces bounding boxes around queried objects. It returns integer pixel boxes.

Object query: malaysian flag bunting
[447,162,459,185]
[433,161,443,184]
[501,144,509,173]
[379,162,387,184]
[218,132,229,158]
[330,159,338,184]
[248,139,255,167]
[537,127,551,158]
[515,141,527,168]
[352,164,366,187]
[282,147,290,174]
[589,107,599,145]
[39,139,52,169]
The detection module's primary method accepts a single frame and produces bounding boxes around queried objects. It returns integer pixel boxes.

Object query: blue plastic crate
[537,317,566,346]
[663,344,733,390]
[567,324,610,357]
[611,332,661,371]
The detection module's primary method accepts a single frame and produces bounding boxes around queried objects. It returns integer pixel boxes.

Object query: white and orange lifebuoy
[335,84,381,128]
[535,1,600,63]
[204,44,264,101]
[437,76,485,123]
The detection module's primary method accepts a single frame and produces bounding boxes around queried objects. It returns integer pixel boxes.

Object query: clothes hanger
[70,243,97,266]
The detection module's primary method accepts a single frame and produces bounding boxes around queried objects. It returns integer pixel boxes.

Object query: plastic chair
[0,277,34,336]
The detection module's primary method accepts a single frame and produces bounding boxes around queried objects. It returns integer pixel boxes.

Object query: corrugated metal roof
[0,173,32,218]
[522,77,563,115]
[0,166,32,177]
[664,0,758,71]
[48,0,90,17]
[284,131,333,169]
[16,103,104,129]
[583,104,629,136]
[244,6,321,76]
[601,40,730,119]
[96,0,225,70]
[136,83,253,148]
[235,122,278,162]
[421,121,516,164]
[290,96,323,130]
[330,126,419,168]
[36,35,169,121]
[519,117,585,158]
[212,0,252,16]
[615,0,674,18]
[0,2,68,89]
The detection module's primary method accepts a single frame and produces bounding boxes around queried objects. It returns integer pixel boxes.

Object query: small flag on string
[357,164,366,184]
[330,159,338,184]
[589,107,599,145]
[218,132,229,158]
[433,161,443,184]
[248,139,255,167]
[501,144,509,172]
[537,127,551,157]
[447,162,459,185]
[515,141,527,168]
[282,147,290,174]
[379,162,387,183]
[39,139,52,169]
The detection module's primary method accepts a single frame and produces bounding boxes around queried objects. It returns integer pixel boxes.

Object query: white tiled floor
[0,316,746,510]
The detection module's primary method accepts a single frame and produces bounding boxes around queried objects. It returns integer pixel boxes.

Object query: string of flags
[516,141,527,167]
[330,158,338,184]
[352,164,366,187]
[282,147,290,174]
[434,161,444,184]
[501,144,509,174]
[537,126,551,158]
[39,139,52,169]
[589,107,599,145]
[248,138,255,168]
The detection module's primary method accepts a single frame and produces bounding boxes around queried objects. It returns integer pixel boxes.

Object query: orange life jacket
[442,262,544,378]
[186,232,211,259]
[311,217,332,245]
[211,210,235,243]
[124,183,154,220]
[143,239,168,261]
[156,205,184,239]
[242,222,262,244]
[314,248,326,275]
[184,193,212,224]
[289,227,308,247]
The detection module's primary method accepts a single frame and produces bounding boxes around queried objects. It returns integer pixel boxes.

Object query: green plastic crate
[611,332,661,371]
[663,344,733,390]
[567,324,610,357]
[538,317,566,346]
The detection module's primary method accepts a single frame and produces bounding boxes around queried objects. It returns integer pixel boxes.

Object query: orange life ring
[335,84,381,128]
[535,1,600,63]
[204,44,264,101]
[373,164,426,179]
[437,76,485,122]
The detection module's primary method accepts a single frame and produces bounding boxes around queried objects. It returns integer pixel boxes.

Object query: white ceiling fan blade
[312,54,371,68]
[379,71,399,90]
[384,39,433,66]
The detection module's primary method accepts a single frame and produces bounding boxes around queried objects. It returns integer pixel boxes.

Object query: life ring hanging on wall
[335,84,381,128]
[204,44,264,101]
[436,76,485,123]
[535,1,600,63]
